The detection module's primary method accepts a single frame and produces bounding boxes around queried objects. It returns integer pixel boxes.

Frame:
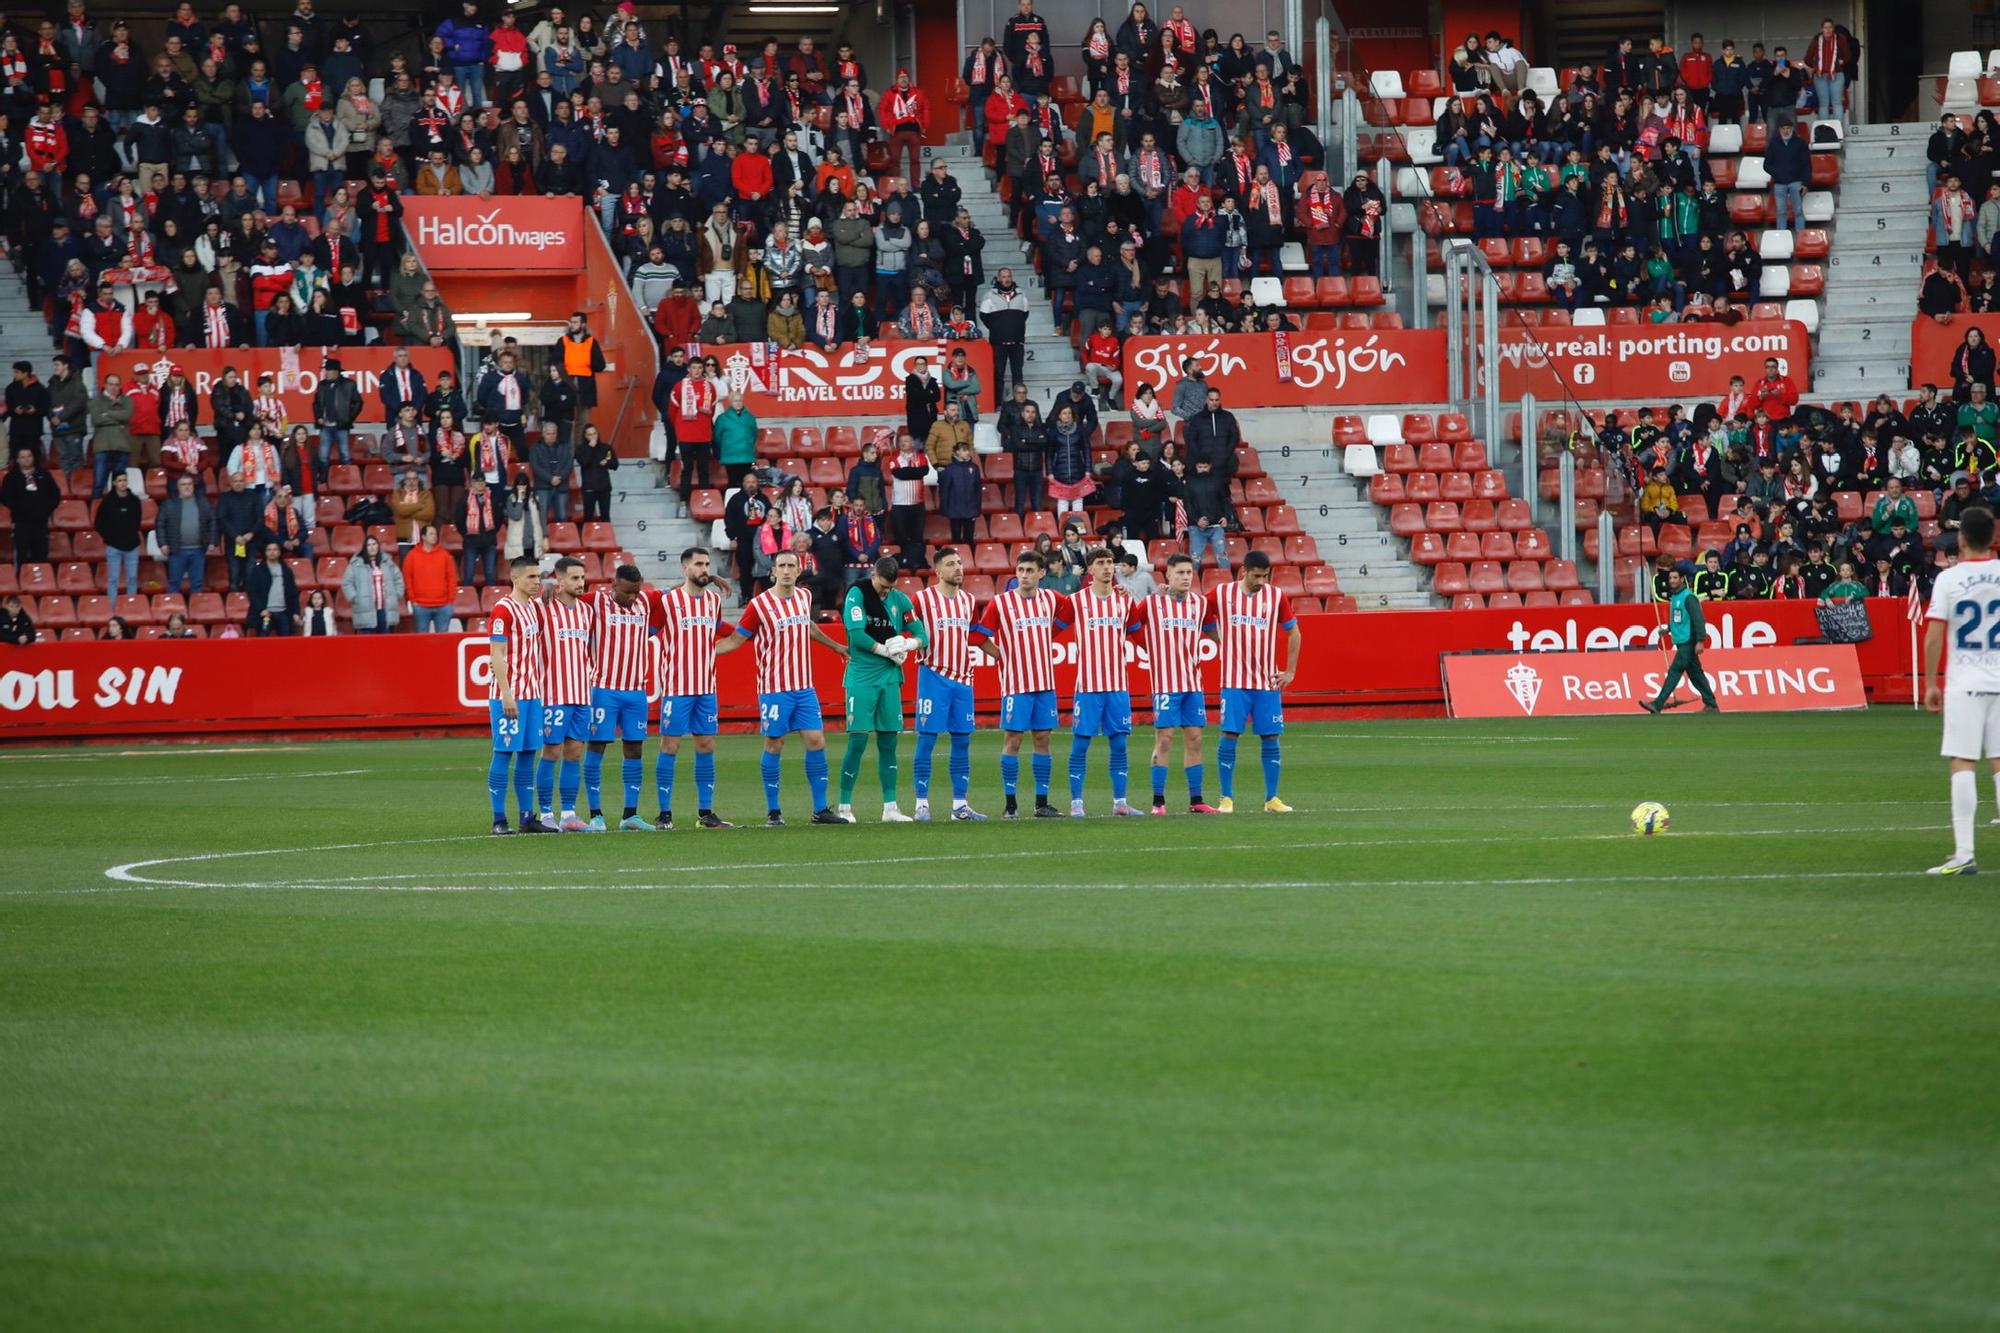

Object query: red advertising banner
[1120,330,1450,407]
[401,196,585,270]
[689,339,996,418]
[1488,320,1813,400]
[1909,315,2000,390]
[0,602,1917,742]
[97,347,457,426]
[1442,644,1867,717]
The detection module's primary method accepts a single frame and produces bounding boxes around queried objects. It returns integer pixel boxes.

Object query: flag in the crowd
[1907,583,1924,625]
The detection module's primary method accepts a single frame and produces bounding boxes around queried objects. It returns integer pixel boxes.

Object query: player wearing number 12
[1206,551,1303,813]
[974,551,1072,819]
[1131,553,1219,814]
[909,548,988,821]
[1067,548,1144,817]
[485,556,548,835]
[838,557,928,822]
[585,566,660,830]
[735,549,851,826]
[1921,504,2000,875]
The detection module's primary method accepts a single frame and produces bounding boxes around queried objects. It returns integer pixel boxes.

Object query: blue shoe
[951,805,988,821]
[619,815,652,831]
[913,802,932,822]
[586,815,607,832]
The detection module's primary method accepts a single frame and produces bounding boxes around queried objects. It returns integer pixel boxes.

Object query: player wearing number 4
[1207,551,1303,813]
[1131,553,1220,814]
[1067,547,1145,817]
[910,548,989,821]
[656,547,742,830]
[974,550,1072,818]
[838,557,929,822]
[585,565,660,831]
[736,549,852,826]
[1922,504,2000,876]
[486,556,549,835]
[537,557,600,831]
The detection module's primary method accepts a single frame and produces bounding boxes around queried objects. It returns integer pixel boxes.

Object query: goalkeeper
[838,557,930,823]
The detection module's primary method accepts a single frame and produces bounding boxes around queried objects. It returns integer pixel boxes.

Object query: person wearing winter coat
[343,534,406,632]
[501,478,548,561]
[1044,404,1095,519]
[935,438,983,544]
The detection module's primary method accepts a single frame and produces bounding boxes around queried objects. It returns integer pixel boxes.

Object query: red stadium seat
[1467,561,1506,594]
[1451,593,1486,610]
[1432,562,1470,594]
[1408,532,1445,564]
[1424,502,1462,533]
[1315,277,1350,306]
[1404,472,1441,503]
[1369,473,1406,504]
[1389,503,1426,535]
[1383,444,1419,474]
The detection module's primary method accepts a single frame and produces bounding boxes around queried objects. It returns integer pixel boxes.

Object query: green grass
[3,712,1998,1331]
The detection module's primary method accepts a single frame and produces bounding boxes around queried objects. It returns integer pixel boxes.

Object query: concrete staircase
[1811,123,1930,397]
[0,265,61,374]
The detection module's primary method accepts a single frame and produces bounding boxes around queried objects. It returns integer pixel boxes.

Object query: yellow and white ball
[1630,802,1671,836]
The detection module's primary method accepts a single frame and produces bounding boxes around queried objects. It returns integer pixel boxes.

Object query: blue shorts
[661,692,719,737]
[590,688,650,743]
[1220,687,1285,736]
[1072,690,1133,737]
[542,701,593,745]
[758,688,824,737]
[1000,688,1058,733]
[915,666,976,735]
[489,698,544,753]
[1151,690,1207,729]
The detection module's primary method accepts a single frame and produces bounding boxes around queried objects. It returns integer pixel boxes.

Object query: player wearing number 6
[909,548,989,821]
[837,557,929,822]
[1131,553,1219,814]
[1922,504,2000,876]
[485,556,548,835]
[1205,551,1302,813]
[735,549,851,826]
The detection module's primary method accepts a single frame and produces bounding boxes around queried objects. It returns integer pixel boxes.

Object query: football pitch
[4,711,1998,1331]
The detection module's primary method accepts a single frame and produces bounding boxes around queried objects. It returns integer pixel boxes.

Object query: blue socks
[655,750,677,815]
[805,746,829,811]
[1001,752,1019,796]
[948,732,970,801]
[1217,736,1238,799]
[914,731,939,800]
[621,757,642,816]
[694,751,716,812]
[761,749,783,812]
[1187,763,1205,804]
[1151,763,1167,804]
[488,751,511,819]
[512,751,535,818]
[1031,751,1051,798]
[1068,735,1091,800]
[1261,736,1282,801]
[583,749,604,814]
[535,755,555,811]
[1108,734,1129,803]
[558,758,580,814]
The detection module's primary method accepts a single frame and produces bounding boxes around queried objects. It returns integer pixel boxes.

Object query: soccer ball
[1630,801,1671,836]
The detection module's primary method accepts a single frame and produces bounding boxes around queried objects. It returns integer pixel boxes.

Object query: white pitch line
[0,768,372,791]
[0,745,319,762]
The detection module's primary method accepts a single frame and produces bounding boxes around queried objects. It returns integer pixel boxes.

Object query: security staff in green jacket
[1690,549,1733,601]
[1642,564,1721,714]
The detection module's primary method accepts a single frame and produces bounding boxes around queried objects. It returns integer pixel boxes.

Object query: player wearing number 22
[839,556,929,822]
[1207,551,1305,813]
[734,547,852,826]
[486,555,549,835]
[1922,504,2000,876]
[537,557,600,832]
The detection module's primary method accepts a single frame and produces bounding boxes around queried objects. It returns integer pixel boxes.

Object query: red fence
[0,600,1919,742]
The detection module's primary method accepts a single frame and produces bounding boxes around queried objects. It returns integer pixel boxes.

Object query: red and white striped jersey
[654,584,729,696]
[590,587,657,693]
[974,587,1069,696]
[1068,585,1135,693]
[1205,582,1298,691]
[1135,591,1207,694]
[539,595,596,705]
[487,594,545,701]
[736,586,819,694]
[910,585,980,685]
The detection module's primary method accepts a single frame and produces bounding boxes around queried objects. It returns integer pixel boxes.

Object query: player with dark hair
[585,564,660,830]
[1067,547,1143,817]
[975,549,1072,818]
[656,546,744,829]
[1205,550,1302,813]
[486,555,548,834]
[910,547,989,820]
[1132,553,1220,814]
[735,547,850,825]
[538,555,598,831]
[837,556,928,822]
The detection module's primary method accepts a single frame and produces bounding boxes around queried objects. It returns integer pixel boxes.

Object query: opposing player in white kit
[1922,505,2000,875]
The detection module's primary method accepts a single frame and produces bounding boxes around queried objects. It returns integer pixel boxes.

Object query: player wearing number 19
[1922,504,2000,876]
[486,555,548,835]
[585,565,660,830]
[838,557,928,823]
[909,548,988,821]
[735,549,852,826]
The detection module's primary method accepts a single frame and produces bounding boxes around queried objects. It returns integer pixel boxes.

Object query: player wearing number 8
[974,551,1072,818]
[655,548,742,830]
[1922,505,2000,875]
[735,549,852,826]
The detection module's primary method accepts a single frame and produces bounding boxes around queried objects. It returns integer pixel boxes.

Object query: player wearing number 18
[909,548,988,821]
[1207,551,1304,813]
[735,549,852,826]
[1922,504,2000,876]
[838,557,929,822]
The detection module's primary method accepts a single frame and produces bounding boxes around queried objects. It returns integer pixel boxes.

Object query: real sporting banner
[1120,330,1450,407]
[1909,315,2000,390]
[401,196,585,270]
[1487,320,1813,401]
[1441,644,1867,717]
[688,339,996,418]
[97,347,457,426]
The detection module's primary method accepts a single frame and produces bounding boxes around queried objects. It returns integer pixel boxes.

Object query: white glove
[888,649,910,666]
[883,634,921,656]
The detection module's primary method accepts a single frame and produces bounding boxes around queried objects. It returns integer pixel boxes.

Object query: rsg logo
[415,209,571,251]
[457,635,491,708]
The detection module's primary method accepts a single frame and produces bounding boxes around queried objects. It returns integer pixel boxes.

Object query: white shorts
[1940,689,2000,760]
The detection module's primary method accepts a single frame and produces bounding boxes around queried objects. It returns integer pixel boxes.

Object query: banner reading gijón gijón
[1119,330,1451,407]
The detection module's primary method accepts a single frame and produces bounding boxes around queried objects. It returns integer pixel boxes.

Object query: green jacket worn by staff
[1645,579,1720,713]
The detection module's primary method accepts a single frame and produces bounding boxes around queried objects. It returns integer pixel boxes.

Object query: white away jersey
[1930,557,2000,692]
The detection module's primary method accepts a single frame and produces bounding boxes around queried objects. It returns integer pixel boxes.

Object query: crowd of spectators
[1920,110,2000,315]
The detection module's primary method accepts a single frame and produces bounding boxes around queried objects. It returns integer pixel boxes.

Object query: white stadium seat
[1279,241,1306,271]
[1250,275,1285,307]
[1572,307,1605,326]
[1783,299,1821,333]
[1736,156,1772,190]
[1343,444,1381,477]
[1366,414,1405,446]
[1758,229,1794,260]
[1394,166,1431,198]
[1708,123,1743,155]
[1948,50,1983,77]
[1405,126,1440,165]
[1809,119,1844,150]
[1425,273,1446,306]
[1759,266,1793,299]
[1942,76,1979,109]
[1526,67,1559,97]
[1387,202,1418,231]
[1370,70,1406,99]
[1989,49,2000,74]
[1803,190,1835,222]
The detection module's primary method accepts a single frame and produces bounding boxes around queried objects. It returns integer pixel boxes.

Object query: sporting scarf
[1095,147,1116,181]
[1115,68,1130,95]
[1167,18,1196,51]
[888,88,921,128]
[165,387,190,426]
[904,302,935,337]
[843,91,866,124]
[300,76,323,110]
[38,38,65,93]
[1232,152,1253,189]
[434,429,465,461]
[434,83,463,116]
[676,377,715,416]
[1136,149,1164,190]
[968,51,995,84]
[1027,49,1044,77]
[0,51,27,85]
[1689,442,1712,473]
[1307,185,1334,227]
[474,432,506,478]
[1087,31,1109,60]
[1259,181,1281,225]
[814,303,837,341]
[206,303,232,346]
[463,489,493,533]
[254,391,282,422]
